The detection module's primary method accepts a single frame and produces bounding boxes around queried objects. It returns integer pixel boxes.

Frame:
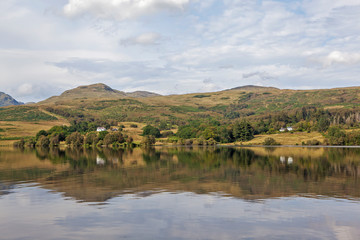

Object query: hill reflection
[1,147,360,202]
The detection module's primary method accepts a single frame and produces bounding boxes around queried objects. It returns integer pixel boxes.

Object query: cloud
[17,84,33,96]
[322,51,360,67]
[120,32,161,46]
[242,71,275,80]
[63,0,191,20]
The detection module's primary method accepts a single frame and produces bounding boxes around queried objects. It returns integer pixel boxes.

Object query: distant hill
[3,83,360,130]
[0,92,23,107]
[41,83,161,104]
[229,85,279,91]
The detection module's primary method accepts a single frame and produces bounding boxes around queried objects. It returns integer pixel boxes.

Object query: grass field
[0,119,69,146]
[242,132,325,146]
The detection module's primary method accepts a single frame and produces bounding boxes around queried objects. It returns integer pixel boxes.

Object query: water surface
[1,147,360,239]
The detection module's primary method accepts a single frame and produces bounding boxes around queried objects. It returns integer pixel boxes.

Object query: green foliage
[98,131,109,140]
[85,132,99,145]
[49,135,60,146]
[177,126,197,139]
[141,135,156,146]
[158,121,170,130]
[302,139,321,146]
[0,106,57,121]
[327,126,346,145]
[162,130,174,138]
[36,135,50,147]
[263,137,280,145]
[66,132,84,147]
[193,94,211,98]
[170,105,204,113]
[36,130,48,141]
[103,132,125,146]
[142,125,161,138]
[232,120,254,142]
[316,116,331,132]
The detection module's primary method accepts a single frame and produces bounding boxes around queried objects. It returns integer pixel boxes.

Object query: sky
[1,0,360,102]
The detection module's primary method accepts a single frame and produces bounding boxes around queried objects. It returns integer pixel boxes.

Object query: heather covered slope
[35,84,360,124]
[3,83,360,131]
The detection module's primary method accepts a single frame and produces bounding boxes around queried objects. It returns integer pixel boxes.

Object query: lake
[1,146,360,239]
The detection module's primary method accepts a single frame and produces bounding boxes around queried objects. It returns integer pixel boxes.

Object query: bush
[162,130,174,138]
[36,135,50,147]
[66,132,84,147]
[263,137,280,146]
[142,125,161,138]
[103,132,125,146]
[49,135,60,146]
[141,135,156,146]
[85,132,99,145]
[130,124,138,128]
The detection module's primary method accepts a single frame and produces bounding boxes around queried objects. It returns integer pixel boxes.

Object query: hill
[0,92,23,107]
[29,84,360,129]
[3,83,360,146]
[229,85,279,92]
[41,83,160,104]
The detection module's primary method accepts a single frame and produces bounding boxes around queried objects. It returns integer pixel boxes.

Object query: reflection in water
[1,147,360,239]
[1,146,360,201]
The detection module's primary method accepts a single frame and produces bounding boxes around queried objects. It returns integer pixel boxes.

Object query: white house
[97,127,106,132]
[279,127,293,132]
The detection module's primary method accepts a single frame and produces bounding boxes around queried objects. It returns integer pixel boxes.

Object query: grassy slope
[2,85,360,145]
[37,85,360,123]
[243,132,325,145]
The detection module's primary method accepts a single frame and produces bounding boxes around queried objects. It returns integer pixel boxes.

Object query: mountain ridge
[0,92,24,107]
[40,83,161,104]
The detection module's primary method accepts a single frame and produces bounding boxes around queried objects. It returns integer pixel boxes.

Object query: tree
[85,132,99,145]
[36,135,50,147]
[49,135,60,147]
[327,126,346,145]
[233,120,254,142]
[141,135,156,146]
[177,126,196,139]
[66,132,84,147]
[36,130,48,141]
[263,137,280,146]
[142,125,161,138]
[103,132,125,146]
[317,117,330,132]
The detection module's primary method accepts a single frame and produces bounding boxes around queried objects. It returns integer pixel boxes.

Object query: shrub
[141,135,156,146]
[103,132,125,146]
[263,137,280,146]
[66,132,84,147]
[36,135,50,147]
[142,125,161,138]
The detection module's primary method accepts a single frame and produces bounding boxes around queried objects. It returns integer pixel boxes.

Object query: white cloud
[322,51,360,67]
[120,32,161,46]
[63,0,191,20]
[17,84,33,96]
[1,0,360,102]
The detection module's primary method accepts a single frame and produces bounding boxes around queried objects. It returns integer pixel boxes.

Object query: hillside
[0,92,23,107]
[31,84,360,125]
[3,83,360,146]
[41,83,160,104]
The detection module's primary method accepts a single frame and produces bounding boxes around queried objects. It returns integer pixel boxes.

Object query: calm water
[1,147,360,240]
